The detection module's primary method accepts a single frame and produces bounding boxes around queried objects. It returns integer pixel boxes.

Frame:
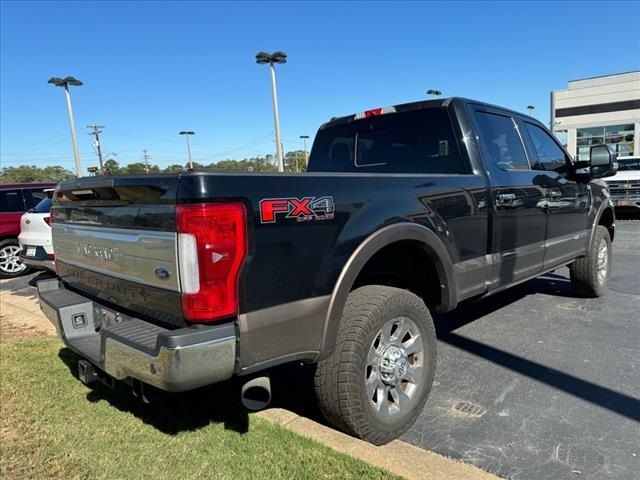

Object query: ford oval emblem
[154,267,170,280]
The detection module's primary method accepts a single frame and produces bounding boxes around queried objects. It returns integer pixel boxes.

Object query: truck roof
[319,97,536,130]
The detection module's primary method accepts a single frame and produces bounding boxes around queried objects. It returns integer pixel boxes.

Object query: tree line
[0,151,308,184]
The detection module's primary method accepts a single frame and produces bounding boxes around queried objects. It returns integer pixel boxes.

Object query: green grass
[0,337,399,480]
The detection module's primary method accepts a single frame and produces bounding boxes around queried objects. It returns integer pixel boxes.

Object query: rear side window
[24,188,48,210]
[524,122,570,173]
[309,109,467,174]
[33,196,52,213]
[0,190,25,213]
[475,112,529,171]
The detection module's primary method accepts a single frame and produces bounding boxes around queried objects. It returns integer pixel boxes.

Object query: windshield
[32,195,52,213]
[617,158,640,171]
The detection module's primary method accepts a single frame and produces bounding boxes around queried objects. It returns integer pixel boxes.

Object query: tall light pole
[256,51,287,173]
[87,124,105,174]
[179,131,195,169]
[300,135,309,168]
[48,76,83,177]
[427,89,442,99]
[527,105,535,116]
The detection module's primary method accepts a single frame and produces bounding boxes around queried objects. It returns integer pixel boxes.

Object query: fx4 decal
[260,196,335,223]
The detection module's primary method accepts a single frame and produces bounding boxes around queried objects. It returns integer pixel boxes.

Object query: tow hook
[78,360,98,386]
[77,360,115,389]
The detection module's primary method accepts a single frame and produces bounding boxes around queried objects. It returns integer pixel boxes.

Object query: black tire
[314,285,436,445]
[569,226,611,297]
[0,239,29,279]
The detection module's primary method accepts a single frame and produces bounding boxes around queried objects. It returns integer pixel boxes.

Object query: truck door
[519,119,591,268]
[472,107,548,288]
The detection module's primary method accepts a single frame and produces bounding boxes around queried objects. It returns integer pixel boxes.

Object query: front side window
[309,108,467,174]
[525,122,570,173]
[475,112,529,171]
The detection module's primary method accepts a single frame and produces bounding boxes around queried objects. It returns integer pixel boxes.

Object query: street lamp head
[271,51,287,64]
[179,131,195,135]
[256,51,287,64]
[64,76,83,86]
[256,52,271,64]
[427,89,442,96]
[48,76,83,87]
[527,105,535,110]
[300,135,309,139]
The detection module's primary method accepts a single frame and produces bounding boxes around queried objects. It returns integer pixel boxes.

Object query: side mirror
[589,145,618,179]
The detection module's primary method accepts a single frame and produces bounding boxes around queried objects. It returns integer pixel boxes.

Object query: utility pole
[87,124,105,174]
[142,150,150,173]
[300,135,309,168]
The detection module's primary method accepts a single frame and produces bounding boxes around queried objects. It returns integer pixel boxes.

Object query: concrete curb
[258,408,501,480]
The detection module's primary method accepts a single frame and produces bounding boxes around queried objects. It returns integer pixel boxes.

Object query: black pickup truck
[38,97,617,445]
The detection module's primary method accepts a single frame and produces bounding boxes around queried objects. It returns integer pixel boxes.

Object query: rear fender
[318,222,457,359]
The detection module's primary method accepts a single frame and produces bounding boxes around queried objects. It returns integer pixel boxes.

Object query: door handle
[496,193,516,207]
[548,190,562,200]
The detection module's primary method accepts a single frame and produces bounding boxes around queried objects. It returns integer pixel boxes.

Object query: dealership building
[550,71,640,161]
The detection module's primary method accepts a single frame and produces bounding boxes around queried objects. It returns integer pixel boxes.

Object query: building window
[553,130,568,149]
[576,124,635,160]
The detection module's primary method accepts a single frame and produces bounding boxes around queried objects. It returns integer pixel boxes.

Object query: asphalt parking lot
[402,218,640,480]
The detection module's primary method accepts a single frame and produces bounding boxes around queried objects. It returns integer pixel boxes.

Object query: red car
[0,182,57,278]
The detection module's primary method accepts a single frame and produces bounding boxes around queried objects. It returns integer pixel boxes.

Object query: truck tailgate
[51,176,186,327]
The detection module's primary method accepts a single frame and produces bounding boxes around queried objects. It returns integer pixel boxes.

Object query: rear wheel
[0,239,28,278]
[569,226,611,297]
[314,285,436,445]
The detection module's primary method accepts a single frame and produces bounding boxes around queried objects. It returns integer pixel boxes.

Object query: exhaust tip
[241,376,272,411]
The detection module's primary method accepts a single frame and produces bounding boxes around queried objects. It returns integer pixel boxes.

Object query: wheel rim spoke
[379,321,394,347]
[403,334,422,356]
[404,364,422,384]
[366,370,380,399]
[378,386,390,416]
[390,385,410,411]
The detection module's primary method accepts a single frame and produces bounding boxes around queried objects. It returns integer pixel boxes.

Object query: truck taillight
[176,203,247,323]
[44,216,51,226]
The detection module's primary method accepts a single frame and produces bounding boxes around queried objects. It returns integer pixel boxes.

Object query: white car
[605,155,640,212]
[18,188,56,272]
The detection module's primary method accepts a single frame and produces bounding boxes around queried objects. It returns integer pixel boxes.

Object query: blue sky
[1,0,639,172]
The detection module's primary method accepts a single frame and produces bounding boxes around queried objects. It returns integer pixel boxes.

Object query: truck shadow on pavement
[434,277,640,423]
[56,270,639,437]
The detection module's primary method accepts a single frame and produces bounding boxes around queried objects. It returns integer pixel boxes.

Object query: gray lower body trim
[237,295,330,372]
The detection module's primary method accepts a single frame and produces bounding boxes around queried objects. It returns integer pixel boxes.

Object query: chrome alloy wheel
[596,238,609,286]
[0,244,26,275]
[365,316,424,417]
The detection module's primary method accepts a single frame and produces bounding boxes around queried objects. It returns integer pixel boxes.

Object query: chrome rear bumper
[37,278,236,392]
